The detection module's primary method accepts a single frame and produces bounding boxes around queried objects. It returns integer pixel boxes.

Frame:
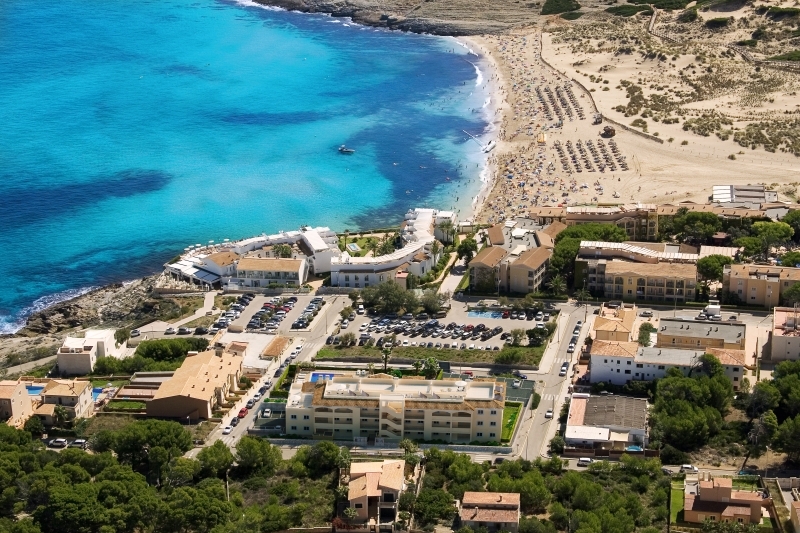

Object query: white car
[359,323,368,331]
[341,319,349,328]
[48,438,68,448]
[253,393,261,401]
[545,409,554,419]
[468,344,475,350]
[402,340,409,346]
[222,426,233,435]
[130,329,140,337]
[512,379,521,389]
[263,409,272,418]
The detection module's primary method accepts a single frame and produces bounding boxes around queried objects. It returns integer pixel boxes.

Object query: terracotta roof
[34,404,56,416]
[728,263,800,282]
[0,380,21,399]
[706,348,746,366]
[534,231,555,249]
[605,261,697,279]
[722,506,752,517]
[236,257,303,272]
[542,221,567,238]
[349,459,405,499]
[593,318,632,333]
[205,251,239,267]
[459,508,519,523]
[590,340,639,358]
[378,460,405,491]
[471,246,508,269]
[487,225,505,246]
[730,491,765,502]
[462,492,520,506]
[151,350,241,402]
[349,471,381,499]
[512,247,551,271]
[43,379,91,398]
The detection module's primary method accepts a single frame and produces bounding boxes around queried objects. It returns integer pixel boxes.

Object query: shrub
[736,39,757,47]
[560,10,584,18]
[678,8,698,21]
[770,50,800,61]
[705,17,731,29]
[541,0,581,15]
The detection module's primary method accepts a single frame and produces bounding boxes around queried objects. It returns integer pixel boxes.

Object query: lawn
[182,315,216,328]
[670,487,684,524]
[105,400,146,411]
[316,344,544,366]
[502,402,522,442]
[732,476,759,490]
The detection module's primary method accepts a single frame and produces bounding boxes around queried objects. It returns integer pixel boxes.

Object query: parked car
[263,409,272,418]
[194,327,209,335]
[48,438,68,448]
[246,399,255,409]
[130,329,140,337]
[222,426,233,435]
[680,464,698,473]
[69,439,87,449]
[577,458,593,467]
[238,407,248,418]
[165,327,176,335]
[566,344,575,354]
[230,417,240,427]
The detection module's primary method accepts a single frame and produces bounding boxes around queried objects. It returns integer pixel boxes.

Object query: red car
[238,407,248,418]
[502,311,510,318]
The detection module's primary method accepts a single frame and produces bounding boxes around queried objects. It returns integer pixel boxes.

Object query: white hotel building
[285,374,506,443]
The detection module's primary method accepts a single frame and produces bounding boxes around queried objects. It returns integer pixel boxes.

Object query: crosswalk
[540,393,558,402]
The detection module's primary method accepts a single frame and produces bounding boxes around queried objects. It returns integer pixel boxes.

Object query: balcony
[404,412,424,420]
[314,417,331,424]
[454,422,471,429]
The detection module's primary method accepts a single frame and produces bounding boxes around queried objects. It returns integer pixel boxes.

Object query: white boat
[338,145,355,154]
[482,140,496,153]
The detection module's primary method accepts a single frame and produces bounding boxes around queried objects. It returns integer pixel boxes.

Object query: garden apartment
[285,375,506,443]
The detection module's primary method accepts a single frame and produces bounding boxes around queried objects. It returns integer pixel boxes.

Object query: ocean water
[0,0,493,333]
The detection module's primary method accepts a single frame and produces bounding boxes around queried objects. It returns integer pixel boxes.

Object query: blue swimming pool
[310,373,336,383]
[468,310,503,319]
[25,385,45,395]
[92,387,104,402]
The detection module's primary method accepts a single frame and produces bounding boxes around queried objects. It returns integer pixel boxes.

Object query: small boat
[338,145,355,154]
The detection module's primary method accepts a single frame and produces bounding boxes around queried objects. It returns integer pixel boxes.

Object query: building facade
[770,307,800,362]
[227,257,308,288]
[347,460,406,531]
[56,329,124,376]
[723,264,800,308]
[589,341,745,389]
[655,318,746,351]
[684,476,766,525]
[285,375,506,443]
[0,380,33,428]
[37,379,94,422]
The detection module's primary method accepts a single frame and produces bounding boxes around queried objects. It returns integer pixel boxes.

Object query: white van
[680,464,698,473]
[577,458,593,467]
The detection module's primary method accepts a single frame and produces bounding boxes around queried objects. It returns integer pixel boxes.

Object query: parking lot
[329,307,558,352]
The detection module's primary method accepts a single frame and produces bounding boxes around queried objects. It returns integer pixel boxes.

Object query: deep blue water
[0,0,492,333]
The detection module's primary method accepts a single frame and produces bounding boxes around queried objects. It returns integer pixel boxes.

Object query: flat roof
[565,425,610,441]
[604,261,697,278]
[658,318,745,344]
[572,394,648,430]
[236,257,303,272]
[302,230,329,252]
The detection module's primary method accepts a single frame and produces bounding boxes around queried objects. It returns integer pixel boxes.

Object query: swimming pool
[310,373,336,383]
[92,387,104,402]
[467,310,503,319]
[25,385,45,395]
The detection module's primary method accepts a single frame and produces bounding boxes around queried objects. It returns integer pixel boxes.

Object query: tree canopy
[551,224,628,283]
[696,254,733,282]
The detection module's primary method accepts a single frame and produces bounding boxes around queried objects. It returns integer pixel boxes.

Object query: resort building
[226,257,308,288]
[285,375,506,443]
[347,459,407,530]
[684,474,766,525]
[589,341,745,389]
[591,304,637,342]
[712,184,778,204]
[770,307,800,362]
[329,209,445,289]
[198,251,240,277]
[458,492,521,533]
[0,380,33,428]
[723,264,800,308]
[35,379,94,424]
[656,318,746,351]
[468,247,508,293]
[299,227,341,274]
[56,329,126,376]
[582,261,698,303]
[146,349,242,421]
[565,393,649,448]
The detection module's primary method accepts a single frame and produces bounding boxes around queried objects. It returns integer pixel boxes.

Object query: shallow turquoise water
[0,0,491,332]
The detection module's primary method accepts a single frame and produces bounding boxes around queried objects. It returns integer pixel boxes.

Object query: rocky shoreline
[252,0,510,35]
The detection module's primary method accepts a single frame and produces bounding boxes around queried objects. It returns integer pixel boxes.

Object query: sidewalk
[535,308,575,374]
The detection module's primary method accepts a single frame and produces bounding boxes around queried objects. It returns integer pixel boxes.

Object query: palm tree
[430,240,441,260]
[574,287,591,305]
[547,275,567,297]
[381,348,392,373]
[438,219,456,245]
[53,405,69,429]
[412,360,423,375]
[367,362,375,375]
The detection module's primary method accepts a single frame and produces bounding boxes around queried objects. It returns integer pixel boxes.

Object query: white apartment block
[57,329,126,376]
[285,375,506,443]
[589,341,745,389]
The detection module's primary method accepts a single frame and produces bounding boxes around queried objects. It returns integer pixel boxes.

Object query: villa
[346,459,408,532]
[56,329,127,376]
[0,380,34,428]
[684,474,767,525]
[34,379,94,424]
[285,374,506,444]
[458,492,521,533]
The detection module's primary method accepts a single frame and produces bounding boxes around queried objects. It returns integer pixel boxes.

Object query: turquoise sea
[0,0,493,333]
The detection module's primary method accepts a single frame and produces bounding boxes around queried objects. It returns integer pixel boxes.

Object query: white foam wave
[0,285,100,335]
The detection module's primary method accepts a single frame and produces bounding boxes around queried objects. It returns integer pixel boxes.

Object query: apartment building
[285,375,506,443]
[770,307,800,362]
[0,380,33,428]
[459,492,521,533]
[56,329,126,376]
[684,475,766,525]
[723,264,800,308]
[565,394,649,448]
[347,460,407,531]
[656,318,746,351]
[227,257,308,288]
[147,349,242,421]
[589,341,745,388]
[588,261,698,303]
[592,304,637,342]
[469,247,508,293]
[34,379,94,424]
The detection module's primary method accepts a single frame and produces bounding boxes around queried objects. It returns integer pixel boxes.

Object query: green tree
[420,290,442,315]
[457,238,479,265]
[340,332,356,346]
[438,219,456,244]
[546,275,566,296]
[340,306,354,320]
[747,381,781,418]
[235,436,282,475]
[53,405,69,429]
[775,414,800,460]
[348,290,361,304]
[421,357,440,379]
[637,322,656,346]
[399,439,419,454]
[430,240,441,261]
[696,255,733,282]
[164,457,201,487]
[550,223,628,282]
[343,507,358,521]
[114,328,131,346]
[753,221,794,255]
[781,251,800,267]
[197,440,234,478]
[675,211,721,243]
[734,236,763,259]
[510,329,527,347]
[381,349,392,373]
[413,489,456,525]
[23,415,45,436]
[783,283,800,306]
[781,210,800,242]
[274,243,293,258]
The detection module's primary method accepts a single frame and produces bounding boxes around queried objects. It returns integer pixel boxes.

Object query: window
[636,364,643,368]
[604,359,608,363]
[624,370,631,374]
[477,409,484,415]
[489,433,496,438]
[345,275,349,281]
[291,426,297,430]
[658,365,665,370]
[490,410,497,415]
[304,426,309,431]
[355,504,363,509]
[477,432,483,437]
[291,414,297,419]
[477,421,484,426]
[490,421,497,426]
[627,361,631,365]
